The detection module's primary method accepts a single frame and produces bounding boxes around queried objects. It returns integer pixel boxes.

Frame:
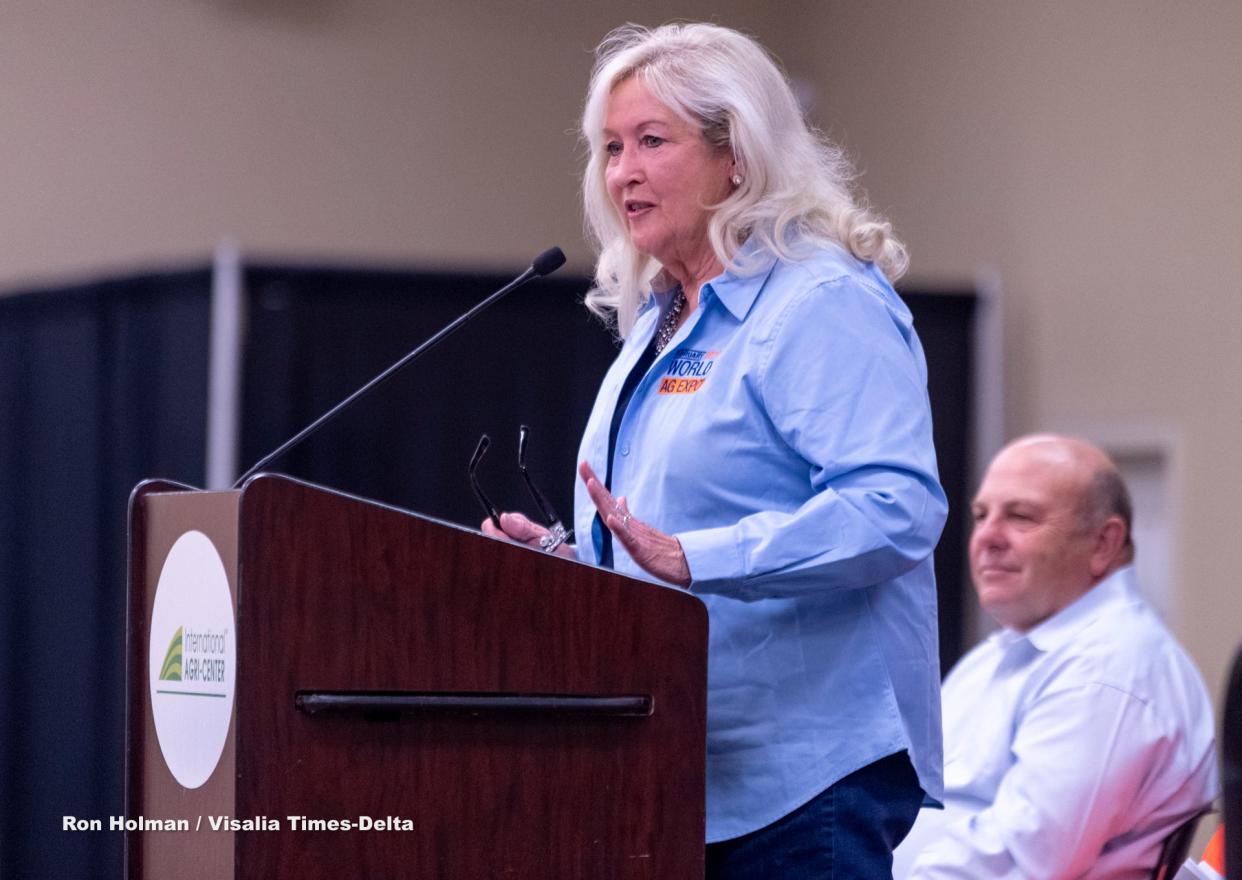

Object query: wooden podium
[126,474,708,879]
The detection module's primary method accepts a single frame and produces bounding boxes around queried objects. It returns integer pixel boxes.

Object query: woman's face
[602,77,733,273]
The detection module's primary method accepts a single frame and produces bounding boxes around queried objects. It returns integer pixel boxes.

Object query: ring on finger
[539,523,571,553]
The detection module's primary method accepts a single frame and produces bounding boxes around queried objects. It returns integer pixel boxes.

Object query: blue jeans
[704,751,924,879]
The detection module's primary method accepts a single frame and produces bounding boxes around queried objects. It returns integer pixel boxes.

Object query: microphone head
[531,246,566,277]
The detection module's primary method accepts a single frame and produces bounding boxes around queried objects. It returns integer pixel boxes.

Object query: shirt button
[621,445,630,456]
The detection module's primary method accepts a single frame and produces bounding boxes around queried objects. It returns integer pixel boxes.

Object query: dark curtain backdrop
[0,271,210,879]
[2,262,972,879]
[239,266,617,528]
[907,290,976,671]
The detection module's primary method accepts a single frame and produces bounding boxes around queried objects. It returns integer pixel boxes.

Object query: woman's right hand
[481,512,576,559]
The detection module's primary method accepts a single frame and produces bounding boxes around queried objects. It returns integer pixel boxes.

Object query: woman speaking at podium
[484,22,947,878]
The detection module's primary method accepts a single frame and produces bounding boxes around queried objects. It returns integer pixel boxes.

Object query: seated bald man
[895,434,1217,879]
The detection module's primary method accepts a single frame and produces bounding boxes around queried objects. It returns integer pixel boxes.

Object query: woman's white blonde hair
[581,22,908,337]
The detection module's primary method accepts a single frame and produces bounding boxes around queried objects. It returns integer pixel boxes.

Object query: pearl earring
[731,174,743,186]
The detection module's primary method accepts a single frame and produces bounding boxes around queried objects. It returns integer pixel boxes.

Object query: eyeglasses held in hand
[469,425,572,553]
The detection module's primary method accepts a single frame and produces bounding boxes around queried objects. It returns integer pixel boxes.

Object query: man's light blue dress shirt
[573,240,948,842]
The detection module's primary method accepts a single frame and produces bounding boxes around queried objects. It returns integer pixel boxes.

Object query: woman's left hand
[579,460,692,588]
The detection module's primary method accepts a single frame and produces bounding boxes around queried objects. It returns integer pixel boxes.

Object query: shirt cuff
[676,524,745,592]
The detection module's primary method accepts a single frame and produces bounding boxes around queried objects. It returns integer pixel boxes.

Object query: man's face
[969,442,1099,631]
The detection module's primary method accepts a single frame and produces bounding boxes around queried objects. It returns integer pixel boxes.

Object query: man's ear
[1089,516,1128,578]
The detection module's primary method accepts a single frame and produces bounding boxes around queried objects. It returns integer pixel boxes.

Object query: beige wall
[4,3,1236,717]
[0,1,796,286]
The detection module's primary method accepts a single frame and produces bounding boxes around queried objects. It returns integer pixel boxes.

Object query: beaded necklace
[653,288,687,355]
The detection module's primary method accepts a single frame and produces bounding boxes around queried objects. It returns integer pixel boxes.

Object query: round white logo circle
[148,530,237,789]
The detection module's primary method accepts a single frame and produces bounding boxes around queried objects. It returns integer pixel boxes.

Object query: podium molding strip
[294,690,653,718]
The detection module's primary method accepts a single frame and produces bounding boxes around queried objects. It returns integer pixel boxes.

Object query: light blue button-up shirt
[573,240,947,842]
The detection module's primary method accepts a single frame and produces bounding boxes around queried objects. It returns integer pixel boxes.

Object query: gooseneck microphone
[233,246,567,487]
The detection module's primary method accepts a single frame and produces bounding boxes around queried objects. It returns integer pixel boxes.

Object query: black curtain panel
[239,265,618,535]
[0,271,210,879]
[903,289,976,673]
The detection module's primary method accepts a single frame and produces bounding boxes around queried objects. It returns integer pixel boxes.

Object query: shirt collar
[703,236,778,322]
[1011,565,1140,653]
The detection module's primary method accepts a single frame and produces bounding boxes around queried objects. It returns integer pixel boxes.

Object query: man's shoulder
[946,581,1209,708]
[1038,597,1207,705]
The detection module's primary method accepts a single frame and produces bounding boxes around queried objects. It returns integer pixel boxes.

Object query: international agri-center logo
[157,625,229,686]
[148,531,236,790]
